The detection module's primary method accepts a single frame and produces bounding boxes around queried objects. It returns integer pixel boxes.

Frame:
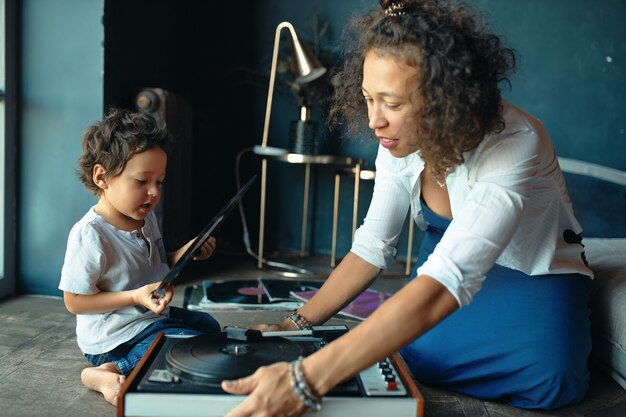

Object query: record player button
[148,369,181,384]
[386,381,399,391]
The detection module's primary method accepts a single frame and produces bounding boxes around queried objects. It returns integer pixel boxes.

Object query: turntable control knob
[147,369,181,384]
[359,358,407,396]
[386,381,399,391]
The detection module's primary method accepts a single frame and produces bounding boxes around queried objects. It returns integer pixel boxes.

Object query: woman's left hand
[222,362,308,417]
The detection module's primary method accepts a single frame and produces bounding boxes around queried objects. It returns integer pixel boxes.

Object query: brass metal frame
[257,22,326,270]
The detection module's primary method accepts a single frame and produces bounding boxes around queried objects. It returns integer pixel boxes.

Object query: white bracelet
[285,310,312,330]
[289,357,322,412]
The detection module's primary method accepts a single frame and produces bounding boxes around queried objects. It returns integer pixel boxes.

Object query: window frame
[1,0,18,298]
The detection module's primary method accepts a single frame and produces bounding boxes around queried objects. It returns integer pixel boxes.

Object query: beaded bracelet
[285,310,312,330]
[289,357,322,412]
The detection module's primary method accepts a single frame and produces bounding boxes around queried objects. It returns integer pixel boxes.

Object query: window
[0,0,6,280]
[0,0,15,297]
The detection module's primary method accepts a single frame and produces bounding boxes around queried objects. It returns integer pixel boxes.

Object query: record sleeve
[155,176,256,295]
[291,288,392,320]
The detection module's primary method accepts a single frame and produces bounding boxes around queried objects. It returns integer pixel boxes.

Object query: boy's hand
[134,282,174,315]
[192,236,216,261]
[168,236,217,266]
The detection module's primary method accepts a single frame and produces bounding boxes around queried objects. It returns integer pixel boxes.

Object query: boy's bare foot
[81,362,127,406]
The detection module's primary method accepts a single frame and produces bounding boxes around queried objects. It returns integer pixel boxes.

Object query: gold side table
[331,167,414,275]
[254,148,365,272]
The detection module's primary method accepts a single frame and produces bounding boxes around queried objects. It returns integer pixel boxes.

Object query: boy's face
[96,147,167,231]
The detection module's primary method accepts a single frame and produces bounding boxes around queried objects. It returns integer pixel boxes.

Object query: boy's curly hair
[78,108,171,195]
[329,0,517,177]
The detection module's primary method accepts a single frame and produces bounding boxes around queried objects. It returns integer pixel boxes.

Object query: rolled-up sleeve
[351,147,414,269]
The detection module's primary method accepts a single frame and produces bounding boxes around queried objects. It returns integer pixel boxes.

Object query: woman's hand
[222,362,308,417]
[133,282,173,315]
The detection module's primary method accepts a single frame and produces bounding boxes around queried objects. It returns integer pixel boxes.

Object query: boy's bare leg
[81,362,127,406]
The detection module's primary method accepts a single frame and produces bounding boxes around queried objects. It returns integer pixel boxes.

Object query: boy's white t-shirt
[59,207,170,354]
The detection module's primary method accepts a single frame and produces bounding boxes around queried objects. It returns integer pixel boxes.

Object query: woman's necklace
[434,175,447,188]
[425,163,447,188]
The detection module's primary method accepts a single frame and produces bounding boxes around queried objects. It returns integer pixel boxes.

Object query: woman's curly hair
[78,108,171,195]
[329,0,517,177]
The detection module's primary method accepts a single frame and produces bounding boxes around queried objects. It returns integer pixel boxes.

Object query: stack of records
[187,278,322,311]
[187,278,392,320]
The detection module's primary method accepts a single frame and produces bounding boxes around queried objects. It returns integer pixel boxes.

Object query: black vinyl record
[205,280,270,304]
[165,333,303,387]
[260,279,322,301]
[204,279,323,304]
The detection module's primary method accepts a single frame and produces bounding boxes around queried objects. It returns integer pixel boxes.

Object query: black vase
[288,119,319,155]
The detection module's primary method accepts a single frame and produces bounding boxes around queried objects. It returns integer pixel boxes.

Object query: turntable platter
[165,333,303,387]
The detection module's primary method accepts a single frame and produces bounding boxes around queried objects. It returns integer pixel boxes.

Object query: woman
[222,1,593,415]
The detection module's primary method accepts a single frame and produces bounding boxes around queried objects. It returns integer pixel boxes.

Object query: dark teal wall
[18,0,625,295]
[252,0,626,259]
[19,0,103,294]
[471,0,626,169]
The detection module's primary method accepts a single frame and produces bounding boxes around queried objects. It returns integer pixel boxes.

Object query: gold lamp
[256,21,327,270]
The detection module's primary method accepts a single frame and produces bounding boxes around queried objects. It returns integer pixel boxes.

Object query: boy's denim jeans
[84,307,220,376]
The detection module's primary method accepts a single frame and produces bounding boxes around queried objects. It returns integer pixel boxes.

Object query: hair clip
[384,2,406,16]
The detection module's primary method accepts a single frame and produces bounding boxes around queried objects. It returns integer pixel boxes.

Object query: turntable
[118,326,424,417]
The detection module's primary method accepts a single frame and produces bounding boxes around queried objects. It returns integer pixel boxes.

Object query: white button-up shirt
[351,101,592,307]
[60,209,170,354]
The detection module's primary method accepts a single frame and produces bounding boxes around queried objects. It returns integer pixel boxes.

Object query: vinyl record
[165,333,303,387]
[205,280,270,304]
[260,279,322,301]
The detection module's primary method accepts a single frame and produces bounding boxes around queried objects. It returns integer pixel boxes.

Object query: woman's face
[362,50,424,158]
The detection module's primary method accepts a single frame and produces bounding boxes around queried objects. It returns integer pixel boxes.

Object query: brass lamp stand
[256,22,327,275]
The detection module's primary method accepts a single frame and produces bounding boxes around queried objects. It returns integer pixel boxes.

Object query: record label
[205,280,269,304]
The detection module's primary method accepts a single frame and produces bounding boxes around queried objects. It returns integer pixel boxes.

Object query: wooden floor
[1,253,625,417]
